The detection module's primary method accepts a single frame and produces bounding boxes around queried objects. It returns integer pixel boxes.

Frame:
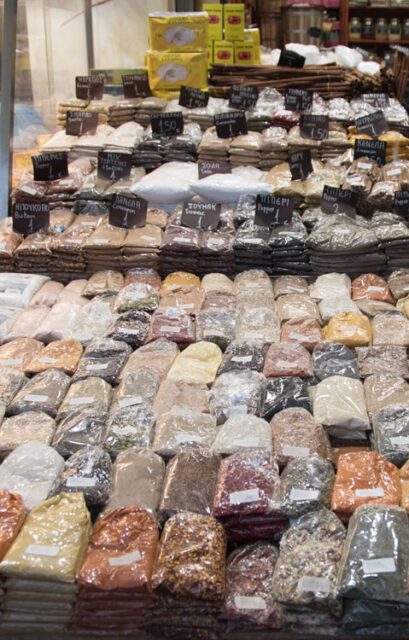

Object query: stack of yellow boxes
[147,12,208,99]
[203,3,261,66]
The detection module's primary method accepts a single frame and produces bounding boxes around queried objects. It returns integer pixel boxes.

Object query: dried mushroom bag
[7,368,70,418]
[352,273,394,304]
[273,276,309,298]
[0,490,25,561]
[263,343,313,378]
[103,448,165,519]
[312,375,369,431]
[212,450,280,519]
[114,283,159,313]
[0,411,56,454]
[26,339,84,376]
[356,346,409,379]
[159,450,220,521]
[208,370,266,424]
[373,404,409,466]
[106,309,150,348]
[0,337,43,373]
[279,455,335,518]
[122,338,179,381]
[55,446,112,509]
[52,410,108,458]
[271,408,331,468]
[0,492,90,583]
[276,293,320,324]
[151,512,227,603]
[272,508,346,615]
[223,542,283,629]
[196,308,237,350]
[217,342,265,376]
[162,271,200,294]
[0,366,27,405]
[262,376,311,421]
[167,341,222,385]
[153,380,209,417]
[312,341,359,381]
[78,506,158,593]
[321,311,372,347]
[337,504,409,602]
[364,374,409,419]
[372,311,409,347]
[0,442,64,511]
[211,415,272,456]
[104,403,155,456]
[152,406,217,458]
[57,376,112,423]
[83,271,124,298]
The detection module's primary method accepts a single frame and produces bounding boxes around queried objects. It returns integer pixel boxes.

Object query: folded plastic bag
[52,410,108,458]
[7,368,70,418]
[208,370,266,424]
[0,411,56,454]
[152,406,217,457]
[211,415,272,456]
[167,341,222,385]
[312,375,369,431]
[54,446,112,510]
[132,162,198,204]
[263,343,313,378]
[322,312,372,347]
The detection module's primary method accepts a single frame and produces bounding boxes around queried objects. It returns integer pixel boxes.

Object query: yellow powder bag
[148,12,208,52]
[167,341,222,385]
[148,51,208,95]
[322,311,372,347]
[162,271,201,294]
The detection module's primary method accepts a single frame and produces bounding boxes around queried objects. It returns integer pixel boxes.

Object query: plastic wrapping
[312,341,359,380]
[0,274,49,309]
[33,303,84,344]
[352,273,394,304]
[279,455,334,518]
[104,403,155,456]
[54,446,112,509]
[4,306,49,343]
[364,374,409,418]
[132,162,198,204]
[52,410,108,458]
[0,442,64,511]
[312,375,369,431]
[318,296,360,323]
[262,376,310,421]
[280,318,322,351]
[201,273,234,294]
[147,307,195,348]
[105,309,150,347]
[309,273,351,301]
[151,512,226,603]
[103,448,165,519]
[338,504,409,602]
[276,293,321,324]
[159,450,220,521]
[83,271,124,298]
[372,404,409,466]
[271,408,331,468]
[29,281,64,307]
[0,411,56,454]
[153,380,209,416]
[191,172,271,204]
[7,368,70,418]
[122,338,179,381]
[26,339,83,375]
[0,490,25,561]
[356,346,409,379]
[263,343,313,378]
[57,376,112,422]
[211,415,272,456]
[322,311,372,347]
[196,308,236,350]
[372,312,409,347]
[388,269,409,300]
[73,338,131,385]
[208,370,266,424]
[223,542,283,629]
[160,285,204,317]
[152,406,217,457]
[0,492,90,583]
[72,296,117,346]
[167,341,222,385]
[162,271,201,293]
[114,283,159,313]
[273,276,309,298]
[235,308,280,345]
[217,342,265,376]
[0,306,22,343]
[0,366,27,405]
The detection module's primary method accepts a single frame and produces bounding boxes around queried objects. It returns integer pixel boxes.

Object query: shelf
[349,4,409,8]
[348,38,409,43]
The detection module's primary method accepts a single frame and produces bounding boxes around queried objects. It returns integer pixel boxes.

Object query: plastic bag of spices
[278,455,334,518]
[373,404,409,466]
[0,411,56,455]
[104,403,155,456]
[0,367,27,406]
[312,341,359,380]
[211,415,272,456]
[321,311,372,348]
[352,273,394,304]
[263,343,313,378]
[208,370,266,424]
[54,445,112,510]
[152,406,217,458]
[0,490,25,560]
[57,376,112,422]
[271,408,331,468]
[52,410,108,458]
[262,376,310,421]
[372,311,409,347]
[7,368,70,418]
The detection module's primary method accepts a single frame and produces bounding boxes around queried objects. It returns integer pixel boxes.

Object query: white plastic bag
[132,161,198,204]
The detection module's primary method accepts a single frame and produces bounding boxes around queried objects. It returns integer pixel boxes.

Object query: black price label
[109,194,148,228]
[198,161,231,179]
[254,195,294,228]
[122,73,151,99]
[321,185,358,217]
[228,85,259,110]
[76,75,104,100]
[403,79,409,116]
[278,49,305,68]
[289,149,313,181]
[355,110,388,139]
[354,139,386,167]
[393,191,409,219]
[32,152,68,182]
[214,111,248,138]
[12,202,50,235]
[66,110,98,136]
[97,152,132,181]
[151,112,184,138]
[300,114,329,141]
[285,88,313,113]
[181,202,221,230]
[362,93,390,110]
[179,85,209,109]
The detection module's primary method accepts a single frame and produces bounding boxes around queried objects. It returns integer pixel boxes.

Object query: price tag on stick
[278,50,305,68]
[179,85,209,109]
[122,73,151,98]
[394,191,409,219]
[181,202,221,230]
[32,152,68,182]
[228,85,259,110]
[285,88,313,113]
[255,195,294,228]
[321,185,358,217]
[354,139,386,167]
[76,75,104,100]
[362,93,390,109]
[66,111,98,136]
[97,152,132,181]
[289,149,313,180]
[355,111,388,139]
[12,202,50,234]
[214,111,248,138]
[109,194,147,229]
[198,161,231,179]
[300,114,329,141]
[151,112,184,138]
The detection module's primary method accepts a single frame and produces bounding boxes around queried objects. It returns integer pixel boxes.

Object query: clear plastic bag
[122,338,179,381]
[309,273,351,301]
[279,455,334,518]
[72,296,118,346]
[235,308,280,345]
[271,408,331,468]
[83,271,124,298]
[276,293,321,324]
[153,380,209,417]
[7,368,71,418]
[33,303,84,344]
[4,306,49,343]
[208,370,266,424]
[373,404,409,466]
[196,309,237,350]
[312,341,359,380]
[113,283,159,313]
[388,269,409,300]
[364,374,409,419]
[280,318,322,351]
[167,341,222,385]
[57,376,112,422]
[201,273,234,294]
[322,311,372,347]
[152,406,217,457]
[0,411,56,454]
[273,276,308,298]
[0,274,49,309]
[104,403,155,456]
[357,346,409,379]
[160,286,204,317]
[211,415,272,456]
[26,339,83,376]
[312,375,369,432]
[114,369,160,410]
[0,490,25,561]
[352,273,394,304]
[146,307,195,348]
[72,338,131,385]
[105,309,151,347]
[371,312,409,347]
[263,343,313,378]
[262,376,311,421]
[52,410,108,458]
[29,281,64,307]
[0,442,64,511]
[0,367,27,405]
[318,297,360,323]
[234,270,273,295]
[217,342,265,376]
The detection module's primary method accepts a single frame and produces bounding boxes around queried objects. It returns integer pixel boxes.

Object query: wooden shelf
[348,38,409,43]
[349,4,409,8]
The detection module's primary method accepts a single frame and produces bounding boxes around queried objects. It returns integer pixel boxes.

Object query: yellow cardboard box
[203,4,223,41]
[213,40,234,64]
[234,38,256,64]
[148,12,208,52]
[224,4,245,41]
[207,41,214,68]
[147,50,208,93]
[244,28,261,63]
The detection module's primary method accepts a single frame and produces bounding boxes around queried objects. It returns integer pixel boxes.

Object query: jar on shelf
[403,18,409,41]
[349,17,362,40]
[388,18,401,41]
[362,17,374,39]
[375,18,388,40]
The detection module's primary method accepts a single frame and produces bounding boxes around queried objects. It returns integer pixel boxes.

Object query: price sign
[76,75,104,100]
[394,191,409,219]
[354,139,386,167]
[228,85,259,110]
[181,202,221,230]
[289,149,313,181]
[109,194,147,228]
[151,112,184,138]
[66,111,98,136]
[122,73,151,99]
[12,202,50,234]
[321,185,358,217]
[362,93,390,109]
[278,49,305,68]
[179,85,209,109]
[214,111,248,138]
[355,111,388,139]
[97,152,132,181]
[285,88,313,113]
[300,114,329,141]
[198,161,231,179]
[32,152,68,182]
[254,195,294,227]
